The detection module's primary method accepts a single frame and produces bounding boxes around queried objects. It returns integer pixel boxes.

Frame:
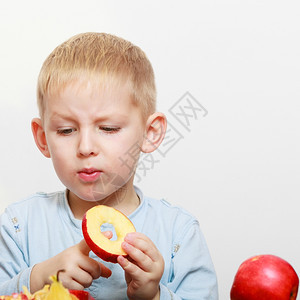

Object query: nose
[77,130,98,157]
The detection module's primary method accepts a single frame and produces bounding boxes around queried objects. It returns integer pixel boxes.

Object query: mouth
[77,168,102,182]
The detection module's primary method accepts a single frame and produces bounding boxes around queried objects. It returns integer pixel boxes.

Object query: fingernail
[122,241,129,249]
[124,233,134,241]
[118,255,125,263]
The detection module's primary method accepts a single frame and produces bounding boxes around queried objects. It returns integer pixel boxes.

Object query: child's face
[41,78,146,203]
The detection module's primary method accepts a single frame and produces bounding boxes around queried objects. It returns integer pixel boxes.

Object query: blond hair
[37,32,156,119]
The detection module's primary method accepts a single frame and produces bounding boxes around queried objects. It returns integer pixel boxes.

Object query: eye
[99,126,120,134]
[57,128,76,135]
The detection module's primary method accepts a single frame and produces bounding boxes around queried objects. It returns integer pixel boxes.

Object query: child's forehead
[40,69,151,121]
[42,75,143,117]
[48,74,133,99]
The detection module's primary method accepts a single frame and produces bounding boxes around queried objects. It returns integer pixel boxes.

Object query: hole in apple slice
[100,223,117,241]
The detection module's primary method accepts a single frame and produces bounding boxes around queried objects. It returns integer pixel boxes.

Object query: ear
[141,112,167,153]
[31,118,51,158]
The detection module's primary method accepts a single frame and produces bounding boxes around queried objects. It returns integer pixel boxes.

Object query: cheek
[48,144,73,172]
[117,138,142,162]
[115,149,141,178]
[51,156,70,177]
[47,134,74,156]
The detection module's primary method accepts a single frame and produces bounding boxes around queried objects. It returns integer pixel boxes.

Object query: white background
[0,1,299,298]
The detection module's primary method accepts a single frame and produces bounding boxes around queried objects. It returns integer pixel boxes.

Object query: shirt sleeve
[159,221,218,300]
[0,209,32,295]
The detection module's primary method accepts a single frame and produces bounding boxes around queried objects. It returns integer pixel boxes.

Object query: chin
[71,188,125,205]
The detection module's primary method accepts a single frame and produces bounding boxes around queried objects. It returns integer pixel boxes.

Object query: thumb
[77,239,91,256]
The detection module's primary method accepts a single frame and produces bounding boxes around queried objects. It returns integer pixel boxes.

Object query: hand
[30,239,112,293]
[117,232,164,300]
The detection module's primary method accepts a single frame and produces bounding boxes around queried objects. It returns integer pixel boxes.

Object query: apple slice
[82,205,136,263]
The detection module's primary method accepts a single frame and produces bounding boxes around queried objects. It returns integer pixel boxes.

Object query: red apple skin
[69,290,95,300]
[230,254,299,300]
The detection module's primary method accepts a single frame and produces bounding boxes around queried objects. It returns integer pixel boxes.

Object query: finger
[102,230,113,239]
[122,241,153,272]
[117,255,142,280]
[77,239,91,256]
[125,233,161,262]
[71,268,94,288]
[77,256,102,279]
[77,240,111,279]
[98,262,112,278]
[57,271,85,291]
[67,281,85,291]
[77,258,111,281]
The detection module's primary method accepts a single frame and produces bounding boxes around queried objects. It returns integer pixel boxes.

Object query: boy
[0,32,218,299]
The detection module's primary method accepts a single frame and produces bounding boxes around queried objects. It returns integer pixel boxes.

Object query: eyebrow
[48,111,128,123]
[48,112,75,122]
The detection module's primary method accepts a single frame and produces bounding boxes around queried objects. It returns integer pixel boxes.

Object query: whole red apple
[230,254,299,300]
[69,290,95,300]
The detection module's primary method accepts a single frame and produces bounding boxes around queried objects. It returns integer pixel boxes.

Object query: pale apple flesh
[82,205,136,263]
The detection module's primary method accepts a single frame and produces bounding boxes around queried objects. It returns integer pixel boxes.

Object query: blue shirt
[0,187,218,299]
